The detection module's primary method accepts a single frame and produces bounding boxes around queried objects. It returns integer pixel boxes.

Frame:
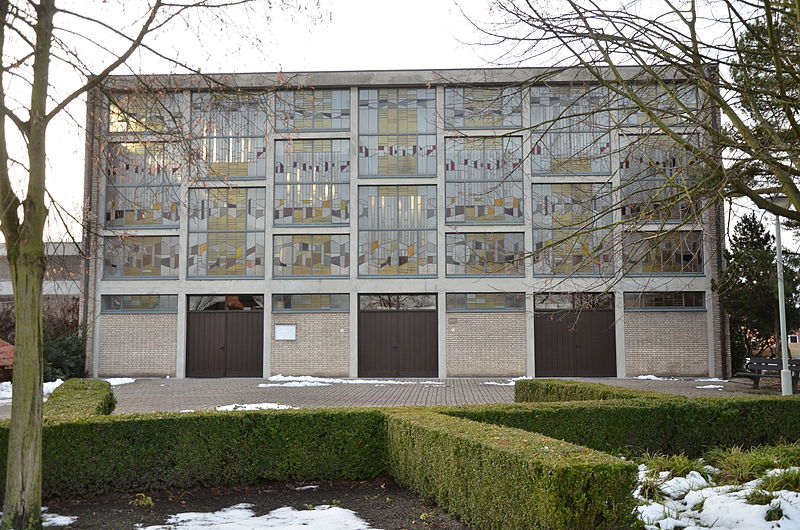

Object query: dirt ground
[43,478,468,529]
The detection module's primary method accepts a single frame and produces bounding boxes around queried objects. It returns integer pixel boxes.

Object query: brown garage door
[186,295,263,378]
[534,293,616,377]
[358,294,438,378]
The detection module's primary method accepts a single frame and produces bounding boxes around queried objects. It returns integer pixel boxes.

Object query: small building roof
[0,338,14,368]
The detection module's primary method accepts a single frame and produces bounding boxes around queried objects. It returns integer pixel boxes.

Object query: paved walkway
[0,376,770,418]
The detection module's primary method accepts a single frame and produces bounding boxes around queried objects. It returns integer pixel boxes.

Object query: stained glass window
[445,232,525,276]
[532,183,614,275]
[445,136,523,224]
[358,186,437,276]
[621,83,698,126]
[103,236,179,278]
[104,142,182,228]
[188,295,264,311]
[446,292,525,311]
[108,91,182,133]
[272,294,350,312]
[272,234,350,277]
[444,87,522,129]
[620,135,699,222]
[274,139,350,225]
[624,291,705,309]
[187,187,266,277]
[276,89,350,131]
[101,295,178,313]
[531,86,611,174]
[623,231,703,274]
[190,92,268,180]
[358,88,436,176]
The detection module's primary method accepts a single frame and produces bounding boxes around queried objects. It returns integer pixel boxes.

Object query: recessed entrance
[534,293,616,377]
[186,295,264,377]
[358,294,438,378]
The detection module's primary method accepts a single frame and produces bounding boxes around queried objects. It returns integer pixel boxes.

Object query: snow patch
[139,503,372,529]
[0,379,64,400]
[294,485,319,491]
[696,378,728,382]
[634,375,678,381]
[636,465,800,529]
[0,508,77,527]
[696,384,724,390]
[259,381,331,388]
[103,377,135,386]
[216,403,296,411]
[260,374,444,387]
[482,377,532,386]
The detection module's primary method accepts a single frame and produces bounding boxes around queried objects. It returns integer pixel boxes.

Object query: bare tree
[0,1,321,527]
[463,0,800,222]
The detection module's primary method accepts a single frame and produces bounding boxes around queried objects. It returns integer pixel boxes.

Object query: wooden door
[225,311,264,377]
[358,308,437,378]
[186,311,226,377]
[187,308,263,377]
[534,310,615,377]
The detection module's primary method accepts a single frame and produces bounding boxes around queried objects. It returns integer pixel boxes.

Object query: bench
[735,357,800,391]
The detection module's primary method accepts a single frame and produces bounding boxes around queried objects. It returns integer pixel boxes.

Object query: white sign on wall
[274,324,297,341]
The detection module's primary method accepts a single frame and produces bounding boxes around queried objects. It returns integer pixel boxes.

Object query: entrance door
[186,295,264,377]
[358,294,438,378]
[534,293,616,377]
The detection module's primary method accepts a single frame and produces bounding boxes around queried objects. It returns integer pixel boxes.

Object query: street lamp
[773,195,793,396]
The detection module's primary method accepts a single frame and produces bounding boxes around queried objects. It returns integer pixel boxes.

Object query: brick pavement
[0,376,767,418]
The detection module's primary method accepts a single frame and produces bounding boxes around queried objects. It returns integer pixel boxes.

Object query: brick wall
[271,312,349,377]
[446,312,526,377]
[98,313,177,377]
[624,311,709,376]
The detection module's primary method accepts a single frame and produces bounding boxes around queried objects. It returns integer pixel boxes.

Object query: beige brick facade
[98,313,177,377]
[624,311,709,377]
[446,312,526,377]
[271,313,349,377]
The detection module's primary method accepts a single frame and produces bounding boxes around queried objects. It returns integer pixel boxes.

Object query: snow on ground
[103,377,135,386]
[0,378,64,404]
[258,374,444,388]
[636,464,800,529]
[482,376,532,386]
[294,484,319,491]
[216,403,296,411]
[696,385,724,390]
[0,508,77,527]
[696,378,728,382]
[635,375,679,381]
[138,503,372,529]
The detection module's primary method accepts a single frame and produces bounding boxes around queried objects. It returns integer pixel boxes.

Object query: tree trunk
[1,243,46,530]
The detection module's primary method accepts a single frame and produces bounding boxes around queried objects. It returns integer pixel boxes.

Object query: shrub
[514,379,669,403]
[43,328,86,382]
[43,378,116,421]
[443,395,800,457]
[0,408,388,500]
[387,409,638,530]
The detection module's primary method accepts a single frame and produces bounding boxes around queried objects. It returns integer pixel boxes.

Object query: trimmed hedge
[43,379,116,421]
[7,408,387,499]
[387,409,637,530]
[515,378,669,402]
[444,395,800,457]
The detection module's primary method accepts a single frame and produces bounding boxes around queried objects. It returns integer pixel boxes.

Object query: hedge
[444,395,800,457]
[0,408,387,500]
[387,409,638,530]
[43,378,116,421]
[515,379,669,403]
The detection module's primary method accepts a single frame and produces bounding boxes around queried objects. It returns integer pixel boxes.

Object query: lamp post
[773,195,793,396]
